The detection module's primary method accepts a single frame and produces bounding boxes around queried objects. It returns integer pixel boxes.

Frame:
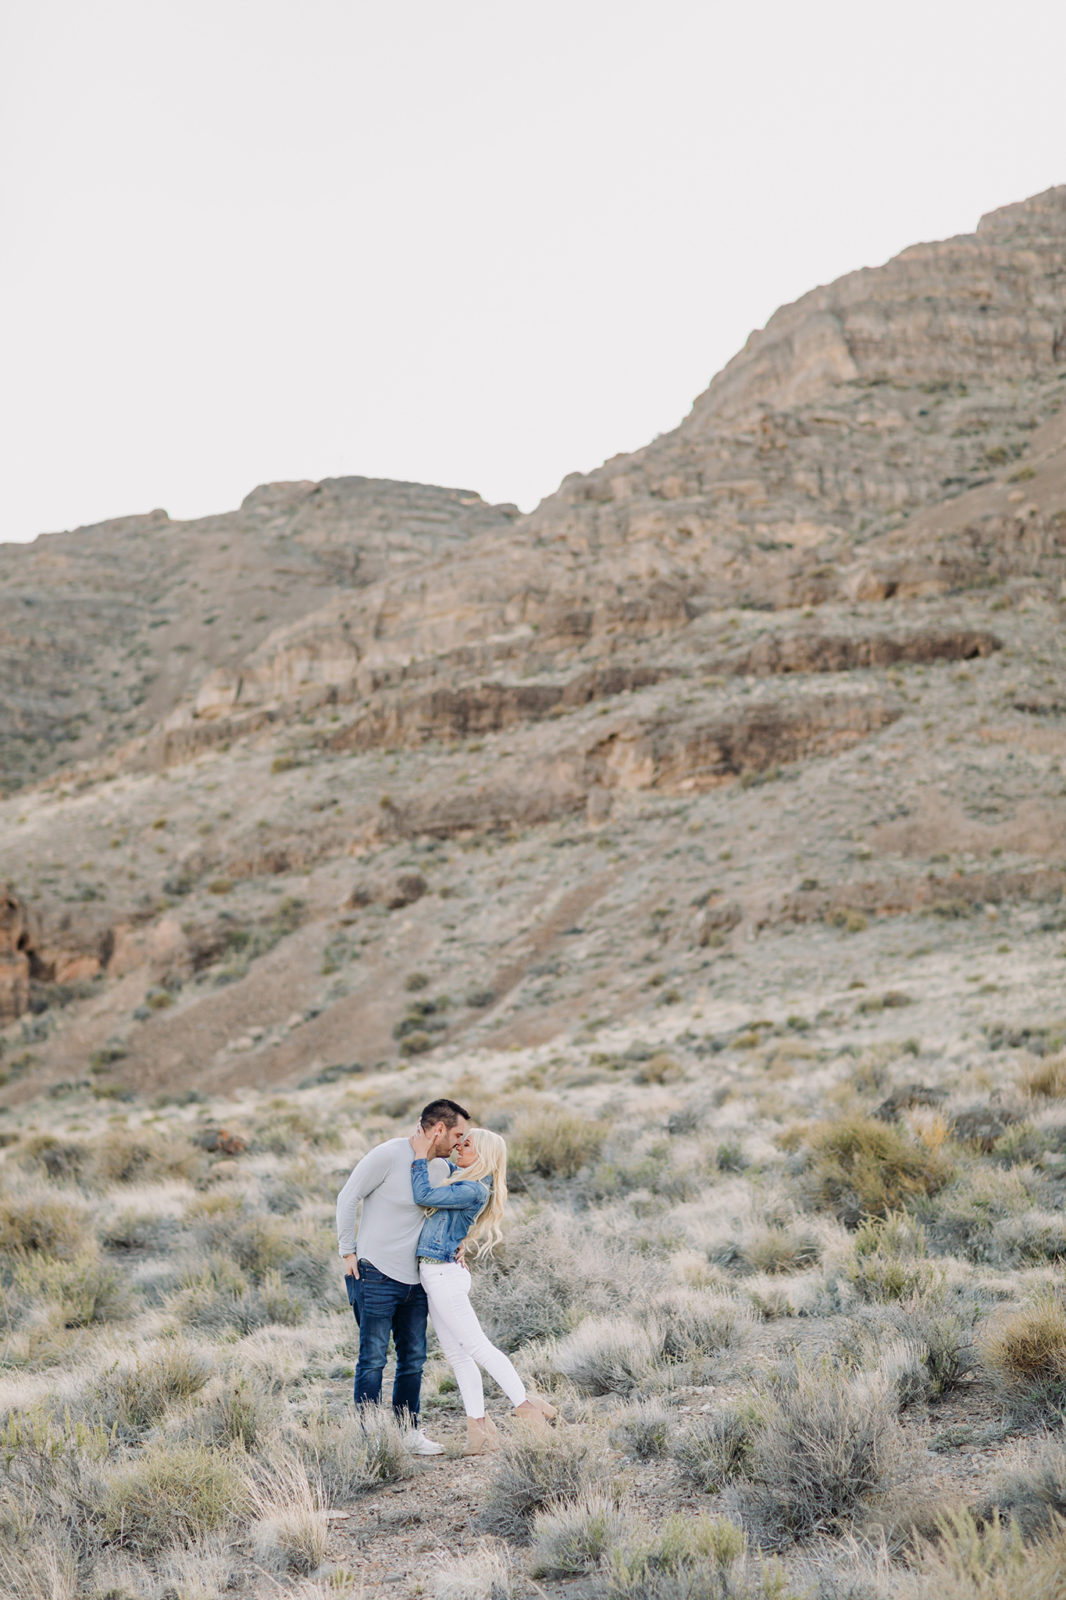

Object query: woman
[410,1124,556,1455]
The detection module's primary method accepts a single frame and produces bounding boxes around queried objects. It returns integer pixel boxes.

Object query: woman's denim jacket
[411,1157,491,1263]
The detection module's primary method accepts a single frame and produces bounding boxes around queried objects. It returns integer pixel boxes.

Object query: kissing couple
[335,1096,556,1455]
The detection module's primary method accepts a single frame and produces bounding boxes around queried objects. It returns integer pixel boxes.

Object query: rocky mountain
[1,185,1065,1101]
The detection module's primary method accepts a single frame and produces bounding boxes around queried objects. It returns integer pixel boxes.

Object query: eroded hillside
[0,185,1063,1108]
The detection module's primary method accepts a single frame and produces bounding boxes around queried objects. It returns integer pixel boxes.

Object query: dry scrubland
[3,186,1066,1599]
[4,1009,1066,1599]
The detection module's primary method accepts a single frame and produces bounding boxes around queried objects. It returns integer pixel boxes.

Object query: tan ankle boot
[463,1416,499,1456]
[524,1393,558,1422]
[512,1400,551,1436]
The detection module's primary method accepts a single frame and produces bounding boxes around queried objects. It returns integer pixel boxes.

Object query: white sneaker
[403,1427,444,1456]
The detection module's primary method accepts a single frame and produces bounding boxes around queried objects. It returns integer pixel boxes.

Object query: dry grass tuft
[742,1364,909,1545]
[914,1507,1066,1600]
[977,1435,1066,1538]
[479,1429,601,1540]
[801,1114,952,1226]
[1022,1052,1066,1100]
[246,1451,328,1577]
[12,1249,131,1328]
[609,1399,673,1461]
[979,1294,1066,1415]
[530,1491,629,1577]
[553,1317,661,1395]
[845,1213,941,1303]
[0,1181,93,1259]
[508,1106,606,1179]
[607,1512,791,1600]
[433,1542,512,1600]
[0,1533,77,1600]
[97,1441,246,1555]
[673,1404,759,1494]
[100,1340,214,1435]
[299,1403,414,1498]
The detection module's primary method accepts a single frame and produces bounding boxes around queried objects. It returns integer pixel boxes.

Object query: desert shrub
[978,1435,1066,1538]
[433,1544,511,1600]
[253,1103,339,1155]
[634,1052,684,1085]
[246,1452,327,1577]
[654,1291,752,1365]
[553,1317,661,1395]
[91,1125,202,1187]
[480,1430,599,1539]
[742,1364,908,1544]
[0,1532,77,1600]
[97,1341,213,1435]
[715,1223,821,1277]
[845,1213,941,1302]
[716,1140,748,1173]
[98,1442,246,1554]
[919,1165,1037,1263]
[801,1114,952,1226]
[195,1375,280,1451]
[589,1147,698,1204]
[475,1210,637,1350]
[673,1404,759,1493]
[13,1250,131,1328]
[913,1507,1066,1600]
[1022,1052,1066,1099]
[979,1293,1066,1417]
[992,1208,1066,1265]
[608,1513,789,1600]
[17,1134,91,1184]
[610,1399,673,1461]
[530,1491,628,1577]
[298,1405,413,1498]
[889,1294,976,1401]
[0,1182,93,1259]
[169,1253,303,1334]
[198,1207,292,1279]
[98,1205,172,1252]
[509,1107,606,1180]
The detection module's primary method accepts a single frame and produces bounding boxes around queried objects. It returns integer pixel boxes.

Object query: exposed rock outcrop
[0,886,31,1021]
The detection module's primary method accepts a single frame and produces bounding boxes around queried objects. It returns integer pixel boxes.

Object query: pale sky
[2,0,1064,544]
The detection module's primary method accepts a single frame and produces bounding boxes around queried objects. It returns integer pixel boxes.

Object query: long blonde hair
[446,1127,508,1259]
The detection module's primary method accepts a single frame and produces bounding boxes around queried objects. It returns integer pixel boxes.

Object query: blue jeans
[346,1260,428,1423]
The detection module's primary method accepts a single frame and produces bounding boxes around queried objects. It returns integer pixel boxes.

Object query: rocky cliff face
[1,188,1065,1098]
[0,480,517,789]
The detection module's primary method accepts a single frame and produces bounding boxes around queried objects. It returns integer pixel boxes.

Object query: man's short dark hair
[419,1098,471,1130]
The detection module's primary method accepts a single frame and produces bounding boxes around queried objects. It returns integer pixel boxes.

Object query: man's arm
[336,1143,393,1274]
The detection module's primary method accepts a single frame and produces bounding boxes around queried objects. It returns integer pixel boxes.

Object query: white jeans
[419,1261,527,1417]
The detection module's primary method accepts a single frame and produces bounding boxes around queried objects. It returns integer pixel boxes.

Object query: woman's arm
[411,1157,488,1209]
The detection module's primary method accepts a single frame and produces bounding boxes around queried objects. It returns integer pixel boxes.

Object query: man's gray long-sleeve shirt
[336,1138,451,1285]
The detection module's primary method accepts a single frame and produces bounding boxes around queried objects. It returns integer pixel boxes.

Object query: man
[336,1096,470,1455]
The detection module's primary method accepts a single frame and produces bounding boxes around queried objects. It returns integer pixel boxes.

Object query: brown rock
[193,1126,249,1156]
[0,886,31,1022]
